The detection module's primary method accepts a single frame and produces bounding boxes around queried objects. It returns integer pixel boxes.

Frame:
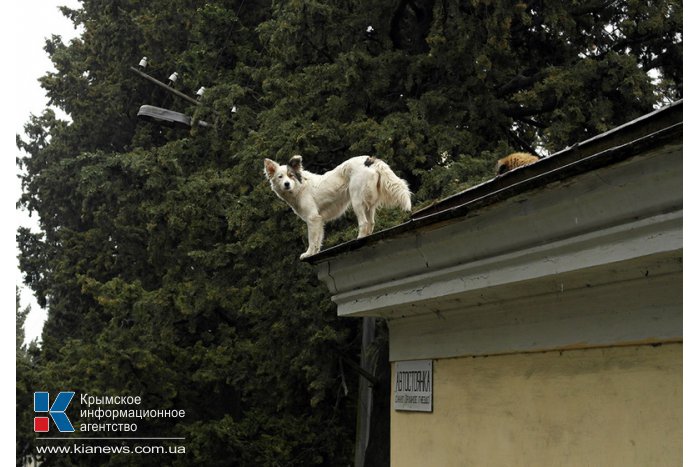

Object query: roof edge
[304,100,683,264]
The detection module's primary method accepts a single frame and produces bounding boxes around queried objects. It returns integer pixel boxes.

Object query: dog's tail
[372,159,412,211]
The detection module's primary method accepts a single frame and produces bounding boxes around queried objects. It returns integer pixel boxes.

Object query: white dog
[264,155,412,259]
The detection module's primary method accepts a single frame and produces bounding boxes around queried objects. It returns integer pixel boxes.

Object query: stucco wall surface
[391,343,682,467]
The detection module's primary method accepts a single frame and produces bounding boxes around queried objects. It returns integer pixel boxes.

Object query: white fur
[264,155,411,259]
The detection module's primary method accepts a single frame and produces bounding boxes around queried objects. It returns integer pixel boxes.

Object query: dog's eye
[278,175,283,179]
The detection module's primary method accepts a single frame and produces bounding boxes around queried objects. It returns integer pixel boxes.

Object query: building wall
[391,343,682,467]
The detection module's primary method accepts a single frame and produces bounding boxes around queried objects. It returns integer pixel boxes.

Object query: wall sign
[393,360,433,412]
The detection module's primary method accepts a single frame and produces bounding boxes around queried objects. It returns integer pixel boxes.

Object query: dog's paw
[300,247,321,260]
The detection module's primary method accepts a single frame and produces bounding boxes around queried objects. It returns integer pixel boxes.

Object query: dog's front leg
[300,215,324,259]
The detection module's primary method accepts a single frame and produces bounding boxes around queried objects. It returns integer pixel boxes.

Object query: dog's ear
[264,158,278,179]
[288,155,303,171]
[288,155,304,182]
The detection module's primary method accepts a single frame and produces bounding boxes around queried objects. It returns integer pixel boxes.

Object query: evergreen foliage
[17,0,681,465]
[17,288,38,466]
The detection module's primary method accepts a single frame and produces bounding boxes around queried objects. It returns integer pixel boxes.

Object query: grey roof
[305,100,682,264]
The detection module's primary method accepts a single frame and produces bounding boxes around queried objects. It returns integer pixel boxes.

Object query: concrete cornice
[313,140,682,319]
[308,103,682,359]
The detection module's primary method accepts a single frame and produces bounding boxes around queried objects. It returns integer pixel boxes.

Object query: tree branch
[503,92,558,118]
[495,69,541,98]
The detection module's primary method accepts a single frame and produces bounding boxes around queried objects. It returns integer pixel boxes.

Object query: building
[306,101,682,466]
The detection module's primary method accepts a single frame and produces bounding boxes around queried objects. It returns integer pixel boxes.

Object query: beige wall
[391,343,682,467]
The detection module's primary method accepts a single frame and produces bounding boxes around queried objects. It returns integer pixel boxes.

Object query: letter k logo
[34,392,75,432]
